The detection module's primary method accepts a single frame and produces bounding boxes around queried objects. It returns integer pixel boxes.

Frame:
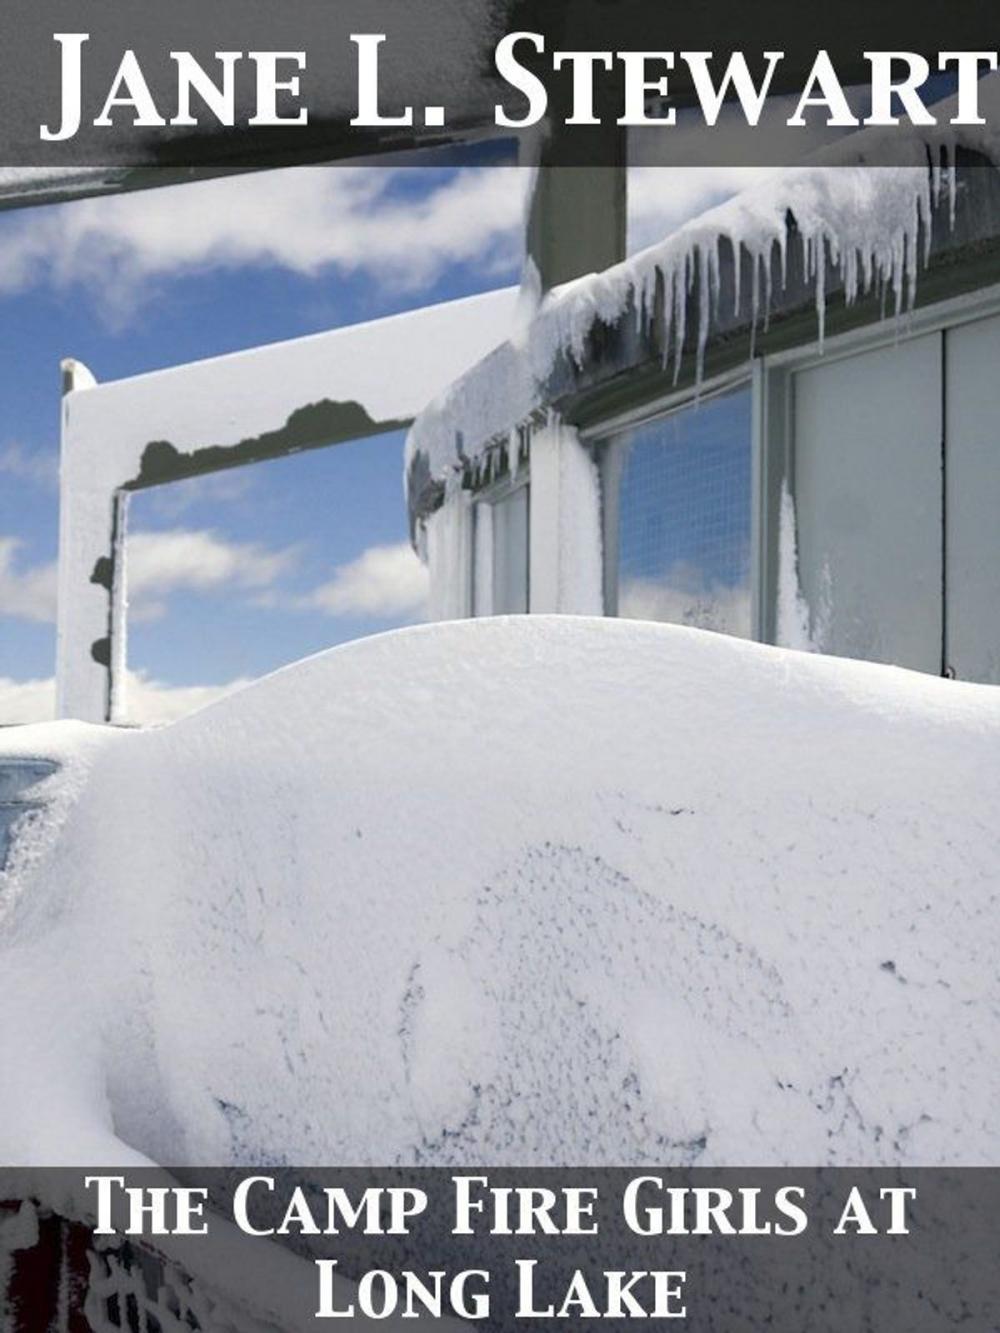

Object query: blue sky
[0,157,762,723]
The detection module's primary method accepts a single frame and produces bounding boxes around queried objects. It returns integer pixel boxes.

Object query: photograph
[0,2,998,1329]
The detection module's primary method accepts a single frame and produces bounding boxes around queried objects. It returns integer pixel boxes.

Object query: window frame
[582,277,1000,652]
[756,278,1000,652]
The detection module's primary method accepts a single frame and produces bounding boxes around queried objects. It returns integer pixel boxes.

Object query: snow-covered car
[1,616,999,1170]
[0,759,57,872]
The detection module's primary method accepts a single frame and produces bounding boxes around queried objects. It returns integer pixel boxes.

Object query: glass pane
[793,337,942,674]
[945,314,1000,684]
[613,388,752,638]
[492,486,529,614]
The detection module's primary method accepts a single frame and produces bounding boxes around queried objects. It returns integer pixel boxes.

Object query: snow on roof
[2,617,999,1168]
[405,85,1000,506]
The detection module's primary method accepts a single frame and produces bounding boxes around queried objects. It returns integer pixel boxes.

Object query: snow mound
[2,617,999,1167]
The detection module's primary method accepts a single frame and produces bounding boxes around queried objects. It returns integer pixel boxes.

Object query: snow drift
[1,617,998,1168]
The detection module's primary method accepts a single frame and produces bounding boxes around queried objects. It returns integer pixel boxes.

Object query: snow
[525,418,604,615]
[775,482,815,652]
[57,286,519,724]
[425,486,473,620]
[406,164,937,492]
[2,616,999,1172]
[406,82,1000,499]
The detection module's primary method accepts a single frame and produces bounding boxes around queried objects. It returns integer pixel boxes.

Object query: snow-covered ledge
[406,85,1000,528]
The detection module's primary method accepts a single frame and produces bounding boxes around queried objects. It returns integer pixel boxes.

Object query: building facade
[406,153,1000,686]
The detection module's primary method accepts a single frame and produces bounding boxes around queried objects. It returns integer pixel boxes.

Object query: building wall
[425,288,1000,687]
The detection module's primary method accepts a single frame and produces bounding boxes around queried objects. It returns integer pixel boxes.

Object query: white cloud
[619,570,751,639]
[0,539,427,725]
[627,167,777,253]
[299,541,428,620]
[0,528,296,625]
[0,441,58,490]
[123,671,248,725]
[145,469,256,519]
[127,527,297,620]
[0,167,528,319]
[0,164,781,322]
[0,675,54,724]
[0,538,57,623]
[0,670,247,727]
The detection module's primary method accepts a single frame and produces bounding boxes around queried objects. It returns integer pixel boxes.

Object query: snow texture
[2,617,999,1171]
[425,485,473,620]
[775,481,815,652]
[525,418,604,616]
[406,164,937,490]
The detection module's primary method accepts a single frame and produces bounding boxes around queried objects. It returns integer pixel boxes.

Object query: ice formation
[2,618,999,1172]
[407,80,1000,500]
[407,161,945,496]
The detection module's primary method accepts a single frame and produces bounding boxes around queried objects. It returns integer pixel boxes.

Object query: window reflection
[608,387,752,638]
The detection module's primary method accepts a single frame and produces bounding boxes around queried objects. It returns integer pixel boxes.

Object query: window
[786,315,1000,684]
[602,386,753,638]
[474,483,529,615]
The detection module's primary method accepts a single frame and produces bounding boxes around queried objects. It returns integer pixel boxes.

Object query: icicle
[673,260,688,385]
[943,142,957,230]
[659,263,674,371]
[921,184,933,269]
[634,272,646,337]
[408,153,975,502]
[778,228,788,293]
[891,228,905,320]
[695,243,712,386]
[732,237,743,318]
[848,246,864,305]
[815,232,827,350]
[906,204,920,312]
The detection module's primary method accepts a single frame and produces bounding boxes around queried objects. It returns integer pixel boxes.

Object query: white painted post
[425,488,474,621]
[56,359,115,723]
[472,499,493,616]
[528,416,604,615]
